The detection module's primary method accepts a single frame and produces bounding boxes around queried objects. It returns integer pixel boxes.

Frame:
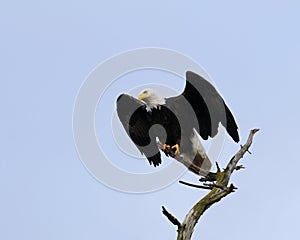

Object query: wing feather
[181,71,239,142]
[116,94,162,166]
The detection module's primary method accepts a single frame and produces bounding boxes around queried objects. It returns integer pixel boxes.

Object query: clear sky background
[1,1,300,239]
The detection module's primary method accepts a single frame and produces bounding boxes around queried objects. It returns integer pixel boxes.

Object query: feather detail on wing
[116,94,162,166]
[183,71,239,142]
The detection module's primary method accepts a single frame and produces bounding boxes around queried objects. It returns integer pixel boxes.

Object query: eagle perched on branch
[116,71,239,175]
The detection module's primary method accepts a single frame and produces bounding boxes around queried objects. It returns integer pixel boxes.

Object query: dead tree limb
[162,129,259,240]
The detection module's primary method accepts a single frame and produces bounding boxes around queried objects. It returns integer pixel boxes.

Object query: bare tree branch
[162,129,259,240]
[157,140,212,177]
[178,181,212,190]
[162,206,181,229]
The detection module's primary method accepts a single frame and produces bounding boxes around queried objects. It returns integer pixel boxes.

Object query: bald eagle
[116,71,239,175]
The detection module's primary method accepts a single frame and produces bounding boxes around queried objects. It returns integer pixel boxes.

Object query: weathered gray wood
[162,129,259,240]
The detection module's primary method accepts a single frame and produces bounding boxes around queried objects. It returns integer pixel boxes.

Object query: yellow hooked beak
[138,93,145,101]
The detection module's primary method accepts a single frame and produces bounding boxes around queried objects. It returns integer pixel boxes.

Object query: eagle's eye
[143,90,148,94]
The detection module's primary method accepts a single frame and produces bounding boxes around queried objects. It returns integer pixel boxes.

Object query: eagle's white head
[138,88,166,110]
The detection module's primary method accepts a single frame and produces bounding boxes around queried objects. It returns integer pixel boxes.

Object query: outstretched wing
[181,71,239,142]
[116,94,162,166]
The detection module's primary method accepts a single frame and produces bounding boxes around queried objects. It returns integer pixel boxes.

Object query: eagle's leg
[162,144,169,150]
[162,144,171,156]
[162,144,180,157]
[170,144,180,156]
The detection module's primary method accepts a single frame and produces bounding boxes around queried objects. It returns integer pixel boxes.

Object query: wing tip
[185,70,204,80]
[185,70,194,77]
[147,153,162,167]
[232,132,240,143]
[116,93,126,102]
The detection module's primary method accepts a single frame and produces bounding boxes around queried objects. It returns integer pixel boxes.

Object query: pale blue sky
[1,1,300,239]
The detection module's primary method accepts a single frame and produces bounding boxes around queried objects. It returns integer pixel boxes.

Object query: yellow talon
[162,144,179,157]
[171,144,180,155]
[162,144,169,150]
